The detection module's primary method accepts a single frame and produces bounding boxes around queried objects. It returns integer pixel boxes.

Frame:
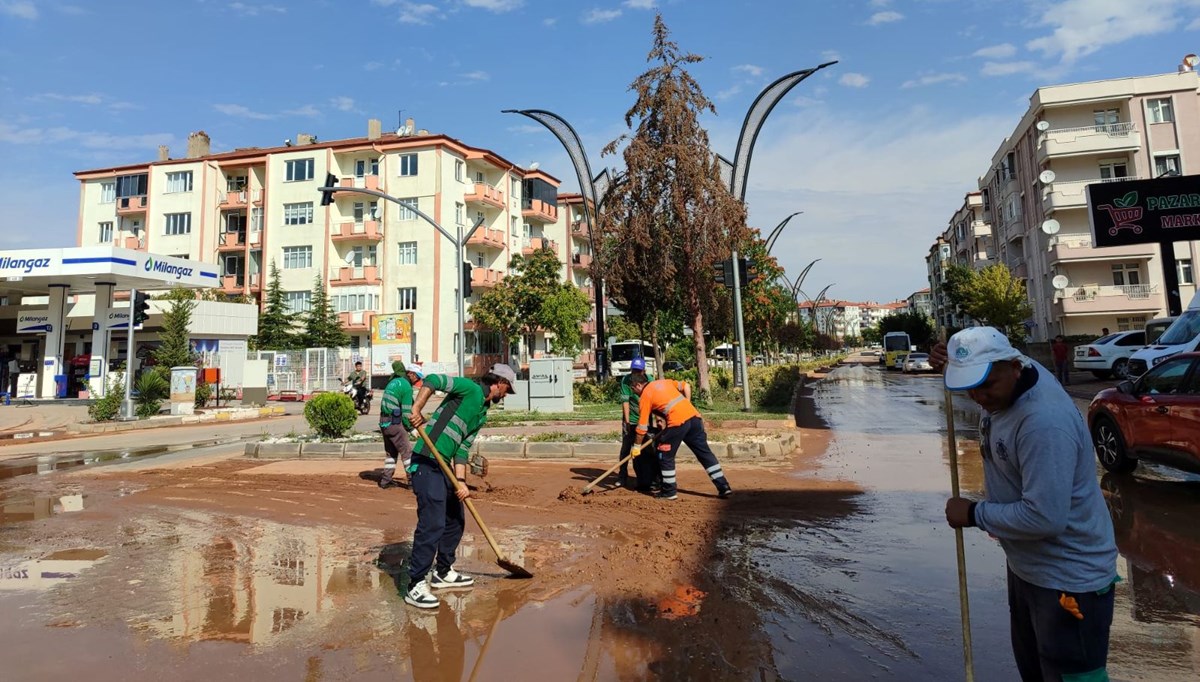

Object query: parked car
[1073,330,1146,379]
[661,361,685,373]
[903,352,933,373]
[1087,352,1200,475]
[892,353,908,371]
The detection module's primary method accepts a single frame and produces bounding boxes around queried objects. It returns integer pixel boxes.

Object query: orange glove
[1059,593,1084,620]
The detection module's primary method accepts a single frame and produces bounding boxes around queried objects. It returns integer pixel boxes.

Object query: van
[1127,294,1200,378]
[1144,316,1177,346]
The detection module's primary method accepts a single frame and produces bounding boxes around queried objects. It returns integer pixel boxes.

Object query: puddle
[0,436,253,481]
[0,431,62,442]
[0,493,86,524]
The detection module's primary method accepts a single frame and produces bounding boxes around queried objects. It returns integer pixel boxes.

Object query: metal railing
[1043,122,1135,136]
[1071,284,1158,300]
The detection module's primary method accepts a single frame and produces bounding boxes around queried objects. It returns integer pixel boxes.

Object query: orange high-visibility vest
[636,380,700,435]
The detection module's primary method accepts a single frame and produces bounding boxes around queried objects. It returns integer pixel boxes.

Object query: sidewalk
[0,403,88,434]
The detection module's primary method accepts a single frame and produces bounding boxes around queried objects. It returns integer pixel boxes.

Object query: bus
[610,339,657,377]
[882,331,912,370]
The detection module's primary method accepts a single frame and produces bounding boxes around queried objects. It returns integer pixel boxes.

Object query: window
[350,245,377,267]
[282,246,313,269]
[98,222,113,242]
[1099,161,1129,180]
[283,202,314,225]
[1147,98,1174,124]
[511,177,520,198]
[398,241,418,265]
[399,153,418,176]
[284,291,312,315]
[353,201,379,223]
[354,158,378,177]
[225,213,246,232]
[164,212,192,236]
[100,182,115,204]
[398,197,418,221]
[1000,152,1017,181]
[397,287,417,310]
[227,175,247,191]
[165,171,193,193]
[479,331,501,354]
[1111,263,1141,286]
[250,207,263,234]
[1138,356,1192,395]
[222,254,244,276]
[115,173,147,198]
[455,160,464,182]
[1093,109,1119,130]
[1154,154,1181,178]
[1180,258,1195,285]
[332,292,380,313]
[285,158,315,182]
[455,202,464,226]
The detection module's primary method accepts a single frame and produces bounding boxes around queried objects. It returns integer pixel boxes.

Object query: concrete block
[300,443,345,459]
[726,442,760,461]
[524,442,574,459]
[256,443,301,459]
[756,419,794,429]
[259,408,272,418]
[215,412,232,422]
[571,442,622,458]
[343,442,382,458]
[477,441,525,458]
[243,443,259,457]
[759,439,784,459]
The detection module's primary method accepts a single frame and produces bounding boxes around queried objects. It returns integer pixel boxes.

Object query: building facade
[75,121,601,376]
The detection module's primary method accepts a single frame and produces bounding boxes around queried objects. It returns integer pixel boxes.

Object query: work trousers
[657,416,730,496]
[380,423,412,481]
[1054,360,1070,385]
[620,423,661,490]
[1007,567,1115,682]
[408,456,466,585]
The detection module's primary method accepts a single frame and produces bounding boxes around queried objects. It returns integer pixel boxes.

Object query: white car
[1073,330,1146,379]
[903,352,933,373]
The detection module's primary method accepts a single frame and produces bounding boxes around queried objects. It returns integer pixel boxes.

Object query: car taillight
[1088,348,1101,357]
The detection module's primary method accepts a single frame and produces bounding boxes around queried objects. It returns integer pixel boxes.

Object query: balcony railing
[218,230,247,249]
[218,189,262,208]
[117,195,147,214]
[1043,176,1141,213]
[329,265,380,286]
[571,220,589,238]
[221,274,245,290]
[1057,283,1164,315]
[464,182,505,209]
[521,199,558,223]
[470,267,504,290]
[466,227,505,250]
[332,220,384,242]
[522,237,558,256]
[1038,123,1140,162]
[339,175,381,191]
[337,310,372,330]
[572,252,593,270]
[1048,235,1156,263]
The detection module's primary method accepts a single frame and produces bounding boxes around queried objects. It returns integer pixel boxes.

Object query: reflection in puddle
[0,493,86,523]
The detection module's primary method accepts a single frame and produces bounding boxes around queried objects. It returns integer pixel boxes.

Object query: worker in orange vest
[630,375,732,501]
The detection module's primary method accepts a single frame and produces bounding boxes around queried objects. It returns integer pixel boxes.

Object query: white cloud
[31,92,103,105]
[972,43,1017,59]
[867,10,903,25]
[543,16,557,25]
[716,85,742,100]
[285,104,320,117]
[213,103,276,120]
[330,96,357,112]
[583,8,621,23]
[623,0,656,8]
[462,0,523,11]
[364,61,384,71]
[821,49,841,62]
[839,72,870,88]
[901,72,968,88]
[733,64,764,77]
[0,121,174,150]
[461,70,490,81]
[228,2,286,16]
[0,1,37,19]
[869,0,890,6]
[371,0,441,24]
[1026,0,1199,64]
[980,61,1037,77]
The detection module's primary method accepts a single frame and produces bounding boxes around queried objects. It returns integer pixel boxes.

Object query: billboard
[1087,174,1200,247]
[369,313,414,376]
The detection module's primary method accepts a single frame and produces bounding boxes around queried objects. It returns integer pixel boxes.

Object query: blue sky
[3,0,1200,303]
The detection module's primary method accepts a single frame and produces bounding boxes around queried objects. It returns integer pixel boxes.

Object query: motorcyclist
[345,361,369,409]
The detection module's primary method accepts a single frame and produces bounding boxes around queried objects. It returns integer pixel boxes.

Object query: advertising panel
[369,313,414,376]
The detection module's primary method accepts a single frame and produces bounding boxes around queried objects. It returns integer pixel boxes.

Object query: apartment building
[74,120,594,376]
[932,69,1200,340]
[907,289,933,319]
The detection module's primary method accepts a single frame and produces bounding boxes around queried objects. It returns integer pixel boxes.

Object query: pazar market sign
[1088,174,1200,246]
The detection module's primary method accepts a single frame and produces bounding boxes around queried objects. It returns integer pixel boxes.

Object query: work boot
[378,471,396,489]
[430,567,474,589]
[405,579,440,609]
[718,486,734,499]
[617,470,630,488]
[655,490,678,501]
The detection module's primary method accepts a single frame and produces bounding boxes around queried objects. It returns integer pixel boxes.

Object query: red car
[1087,352,1200,474]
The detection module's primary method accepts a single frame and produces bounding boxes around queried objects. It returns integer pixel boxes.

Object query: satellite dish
[1187,54,1199,67]
[344,251,356,264]
[1036,121,1051,132]
[1039,169,1056,184]
[529,162,540,171]
[1052,275,1070,290]
[1041,219,1061,235]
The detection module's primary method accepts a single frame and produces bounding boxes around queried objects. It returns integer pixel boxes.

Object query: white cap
[488,363,518,394]
[944,326,1023,391]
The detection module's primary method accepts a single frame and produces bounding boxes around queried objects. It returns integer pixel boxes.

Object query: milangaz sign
[1087,174,1200,247]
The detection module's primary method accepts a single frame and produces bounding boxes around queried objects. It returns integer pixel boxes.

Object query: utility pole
[730,251,751,411]
[121,287,138,420]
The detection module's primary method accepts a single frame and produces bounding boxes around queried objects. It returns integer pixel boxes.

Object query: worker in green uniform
[403,363,517,609]
[618,357,660,491]
[378,361,419,489]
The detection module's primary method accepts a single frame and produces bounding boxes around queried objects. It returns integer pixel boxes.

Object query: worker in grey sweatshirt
[935,326,1118,682]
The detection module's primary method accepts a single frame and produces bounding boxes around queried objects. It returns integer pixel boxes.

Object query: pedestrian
[1051,335,1070,385]
[403,363,517,609]
[7,355,19,397]
[630,375,732,501]
[618,357,659,490]
[1100,327,1109,337]
[932,327,1117,681]
[378,361,418,489]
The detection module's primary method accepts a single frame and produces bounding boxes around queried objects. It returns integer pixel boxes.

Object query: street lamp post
[318,183,483,377]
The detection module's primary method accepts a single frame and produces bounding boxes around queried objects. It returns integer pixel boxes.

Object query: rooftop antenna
[397,109,405,130]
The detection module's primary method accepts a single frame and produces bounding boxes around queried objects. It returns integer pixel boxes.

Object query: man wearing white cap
[933,327,1117,681]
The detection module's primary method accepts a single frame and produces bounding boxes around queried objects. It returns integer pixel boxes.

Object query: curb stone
[343,442,381,458]
[525,442,574,458]
[256,443,301,459]
[300,443,345,459]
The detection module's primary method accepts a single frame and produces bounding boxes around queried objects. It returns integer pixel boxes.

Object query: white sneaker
[430,567,475,589]
[404,579,440,609]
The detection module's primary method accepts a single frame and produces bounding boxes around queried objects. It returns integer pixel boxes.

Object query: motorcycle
[341,379,372,415]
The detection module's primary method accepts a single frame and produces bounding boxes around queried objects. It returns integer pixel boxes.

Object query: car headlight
[1152,354,1174,366]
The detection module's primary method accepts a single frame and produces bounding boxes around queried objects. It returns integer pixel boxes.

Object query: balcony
[470,267,504,290]
[571,220,589,238]
[464,182,505,210]
[218,189,263,209]
[582,319,596,336]
[122,235,143,250]
[217,230,246,250]
[1037,123,1141,163]
[249,272,262,291]
[249,229,262,246]
[970,220,992,237]
[329,265,380,286]
[332,220,384,243]
[572,252,593,271]
[522,237,558,257]
[221,274,245,292]
[116,195,147,215]
[1043,176,1141,214]
[521,199,558,223]
[337,310,372,332]
[339,175,381,191]
[1056,284,1164,315]
[466,227,505,250]
[1047,235,1157,264]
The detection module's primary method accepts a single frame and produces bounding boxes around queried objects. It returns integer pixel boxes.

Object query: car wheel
[1091,371,1111,380]
[1091,416,1137,473]
[1099,474,1134,535]
[1111,358,1129,379]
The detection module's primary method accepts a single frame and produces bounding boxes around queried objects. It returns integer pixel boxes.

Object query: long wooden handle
[581,437,654,494]
[941,328,976,682]
[415,428,508,563]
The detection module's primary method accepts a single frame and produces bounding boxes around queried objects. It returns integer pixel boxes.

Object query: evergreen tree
[150,287,197,379]
[302,275,350,348]
[252,260,299,350]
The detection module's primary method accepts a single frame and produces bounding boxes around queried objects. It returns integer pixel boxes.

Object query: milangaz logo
[0,256,52,273]
[145,257,194,280]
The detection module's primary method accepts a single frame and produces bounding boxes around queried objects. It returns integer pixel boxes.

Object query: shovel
[414,428,533,579]
[580,434,658,496]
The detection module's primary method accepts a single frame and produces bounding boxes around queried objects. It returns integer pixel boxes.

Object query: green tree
[151,287,197,379]
[943,263,976,313]
[739,231,792,356]
[879,311,937,348]
[599,14,748,394]
[606,315,643,342]
[302,275,350,349]
[253,260,300,350]
[861,325,882,345]
[471,247,592,360]
[960,263,1032,342]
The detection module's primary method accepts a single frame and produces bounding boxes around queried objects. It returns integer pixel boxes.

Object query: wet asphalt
[1,363,1198,680]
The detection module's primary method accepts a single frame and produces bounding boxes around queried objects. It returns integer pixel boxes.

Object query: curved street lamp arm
[765,211,802,254]
[318,185,459,244]
[793,258,821,298]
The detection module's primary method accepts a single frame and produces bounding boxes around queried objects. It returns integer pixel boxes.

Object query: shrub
[573,377,621,404]
[87,372,125,422]
[134,371,169,419]
[194,381,212,409]
[304,392,358,439]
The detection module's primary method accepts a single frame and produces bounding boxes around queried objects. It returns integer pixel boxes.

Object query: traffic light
[713,258,735,288]
[462,263,473,298]
[132,291,151,325]
[737,257,760,284]
[319,173,338,206]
